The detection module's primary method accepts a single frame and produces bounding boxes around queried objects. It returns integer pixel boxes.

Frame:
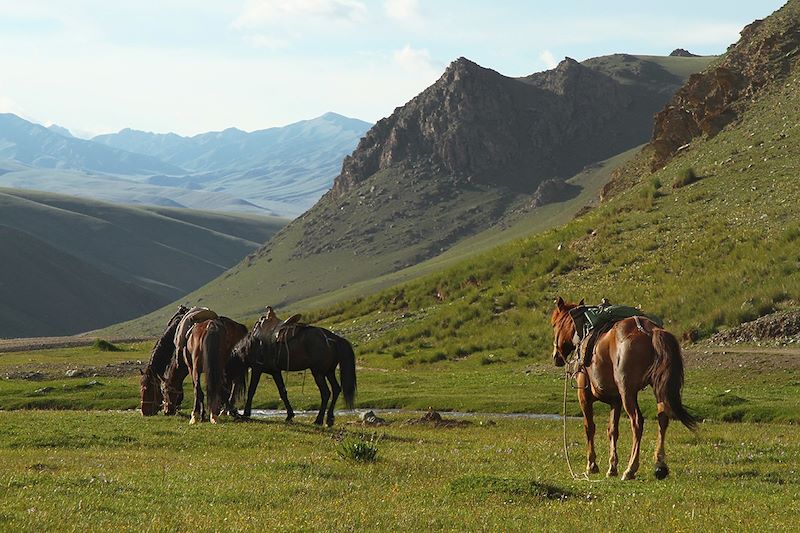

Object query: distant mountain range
[0,112,371,217]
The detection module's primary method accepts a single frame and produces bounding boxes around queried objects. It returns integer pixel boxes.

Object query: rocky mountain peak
[669,48,699,57]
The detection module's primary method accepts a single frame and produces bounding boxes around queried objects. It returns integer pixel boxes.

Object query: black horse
[140,305,189,416]
[228,325,357,426]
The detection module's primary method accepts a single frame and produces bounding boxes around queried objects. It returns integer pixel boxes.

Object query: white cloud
[393,44,437,73]
[233,0,367,29]
[243,33,289,50]
[384,0,419,23]
[539,50,559,69]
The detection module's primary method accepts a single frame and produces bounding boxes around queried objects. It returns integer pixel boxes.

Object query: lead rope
[562,360,603,483]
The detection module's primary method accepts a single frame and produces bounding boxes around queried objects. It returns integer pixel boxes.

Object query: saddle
[174,307,218,350]
[569,301,663,367]
[254,311,304,345]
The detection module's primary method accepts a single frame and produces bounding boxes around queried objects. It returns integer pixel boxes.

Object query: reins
[561,355,603,483]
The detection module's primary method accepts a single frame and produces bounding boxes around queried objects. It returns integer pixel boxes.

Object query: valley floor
[0,411,796,531]
[0,341,797,530]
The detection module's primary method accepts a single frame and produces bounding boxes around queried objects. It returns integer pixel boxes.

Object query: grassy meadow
[0,410,797,531]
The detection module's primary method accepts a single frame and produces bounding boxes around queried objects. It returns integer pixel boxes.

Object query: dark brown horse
[140,305,189,416]
[228,323,357,426]
[551,297,697,480]
[184,317,248,424]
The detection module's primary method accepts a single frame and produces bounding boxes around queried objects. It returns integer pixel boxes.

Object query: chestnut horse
[140,305,189,416]
[183,317,248,424]
[551,297,697,480]
[228,323,357,426]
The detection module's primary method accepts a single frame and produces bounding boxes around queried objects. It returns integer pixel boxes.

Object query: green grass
[0,410,796,531]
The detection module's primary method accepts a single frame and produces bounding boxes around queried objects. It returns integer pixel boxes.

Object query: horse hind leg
[621,391,645,480]
[312,371,330,426]
[607,398,621,477]
[654,402,670,479]
[325,370,341,427]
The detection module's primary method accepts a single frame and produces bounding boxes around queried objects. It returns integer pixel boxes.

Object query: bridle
[140,372,163,412]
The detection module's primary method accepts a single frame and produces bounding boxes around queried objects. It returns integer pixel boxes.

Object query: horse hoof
[189,414,198,425]
[210,415,219,424]
[587,463,599,474]
[655,465,669,480]
[607,468,618,478]
[285,416,294,423]
[313,419,324,426]
[622,471,636,481]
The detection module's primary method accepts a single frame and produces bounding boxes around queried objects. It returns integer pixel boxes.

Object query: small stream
[249,408,566,421]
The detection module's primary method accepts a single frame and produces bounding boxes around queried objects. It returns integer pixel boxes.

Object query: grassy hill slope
[0,227,161,337]
[0,189,287,336]
[301,17,800,363]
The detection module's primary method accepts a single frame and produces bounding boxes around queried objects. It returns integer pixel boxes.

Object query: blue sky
[0,0,786,137]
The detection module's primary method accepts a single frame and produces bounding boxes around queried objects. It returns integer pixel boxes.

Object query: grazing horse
[140,305,189,416]
[161,306,219,415]
[551,297,697,480]
[184,317,248,424]
[229,321,357,426]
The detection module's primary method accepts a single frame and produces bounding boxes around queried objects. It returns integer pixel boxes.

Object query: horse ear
[555,296,565,309]
[579,298,585,306]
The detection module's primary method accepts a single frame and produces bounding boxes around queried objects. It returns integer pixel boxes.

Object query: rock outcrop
[669,49,700,57]
[650,3,800,169]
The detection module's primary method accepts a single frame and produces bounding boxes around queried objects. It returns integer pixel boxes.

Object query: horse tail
[336,337,357,409]
[226,351,247,405]
[203,320,223,414]
[650,328,698,431]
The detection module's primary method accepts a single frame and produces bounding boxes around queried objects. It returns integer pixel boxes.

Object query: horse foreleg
[577,376,599,474]
[271,372,294,422]
[621,392,645,480]
[312,371,330,426]
[243,368,262,418]
[607,398,621,477]
[325,370,341,427]
[654,402,670,479]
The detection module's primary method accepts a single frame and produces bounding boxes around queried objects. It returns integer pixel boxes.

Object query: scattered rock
[359,410,387,425]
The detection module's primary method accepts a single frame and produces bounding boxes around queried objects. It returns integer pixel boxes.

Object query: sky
[0,0,787,138]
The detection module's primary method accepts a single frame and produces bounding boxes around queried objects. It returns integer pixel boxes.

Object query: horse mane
[145,306,189,377]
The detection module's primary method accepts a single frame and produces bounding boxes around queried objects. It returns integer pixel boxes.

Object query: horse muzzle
[552,347,566,367]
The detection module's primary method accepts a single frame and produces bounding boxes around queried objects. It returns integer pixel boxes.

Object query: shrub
[92,339,121,352]
[337,433,380,462]
[674,167,699,188]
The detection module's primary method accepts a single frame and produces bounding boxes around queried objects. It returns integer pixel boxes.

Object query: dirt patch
[404,409,472,428]
[683,345,800,371]
[711,310,800,346]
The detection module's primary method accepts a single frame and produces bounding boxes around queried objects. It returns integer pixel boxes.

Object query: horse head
[139,367,163,416]
[550,297,583,367]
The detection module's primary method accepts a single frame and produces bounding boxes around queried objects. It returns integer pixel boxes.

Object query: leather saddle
[254,309,304,345]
